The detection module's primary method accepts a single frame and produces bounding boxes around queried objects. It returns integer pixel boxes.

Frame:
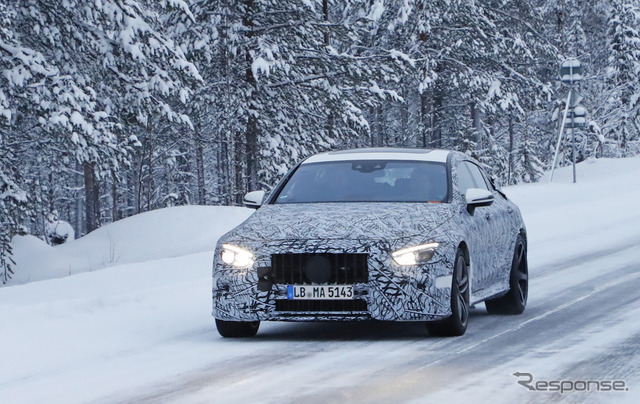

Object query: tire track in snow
[120,245,640,404]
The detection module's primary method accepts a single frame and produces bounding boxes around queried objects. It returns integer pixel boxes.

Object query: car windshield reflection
[274,160,449,204]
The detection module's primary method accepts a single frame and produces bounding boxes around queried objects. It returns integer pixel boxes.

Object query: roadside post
[550,59,585,183]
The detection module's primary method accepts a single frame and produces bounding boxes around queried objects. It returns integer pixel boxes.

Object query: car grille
[275,299,368,312]
[271,253,368,285]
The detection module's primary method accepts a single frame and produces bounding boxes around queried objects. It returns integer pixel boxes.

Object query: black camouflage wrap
[212,151,526,322]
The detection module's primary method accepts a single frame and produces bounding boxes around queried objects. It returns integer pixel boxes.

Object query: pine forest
[2,0,640,282]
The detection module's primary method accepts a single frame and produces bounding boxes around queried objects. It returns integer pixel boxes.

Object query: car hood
[223,202,456,243]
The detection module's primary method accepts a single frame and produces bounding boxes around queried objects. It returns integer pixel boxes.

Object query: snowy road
[112,239,640,404]
[2,157,639,403]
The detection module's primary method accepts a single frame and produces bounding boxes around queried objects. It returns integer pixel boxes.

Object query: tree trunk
[471,101,482,149]
[75,161,83,235]
[146,144,154,212]
[194,131,206,205]
[323,0,334,146]
[218,139,230,205]
[431,63,446,149]
[508,116,514,185]
[112,171,119,222]
[621,122,627,157]
[432,90,443,149]
[323,0,330,46]
[523,111,530,176]
[376,104,384,146]
[83,162,100,233]
[233,130,245,204]
[400,89,408,146]
[420,92,429,148]
[243,0,259,194]
[245,116,258,192]
[369,107,376,147]
[134,148,144,214]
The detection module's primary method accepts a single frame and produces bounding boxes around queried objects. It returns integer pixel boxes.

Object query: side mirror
[465,188,494,214]
[243,190,266,209]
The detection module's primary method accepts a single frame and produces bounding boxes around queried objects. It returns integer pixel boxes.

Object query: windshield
[274,160,449,204]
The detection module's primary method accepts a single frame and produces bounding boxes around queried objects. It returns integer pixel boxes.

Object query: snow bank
[504,157,640,270]
[8,206,253,285]
[1,156,639,403]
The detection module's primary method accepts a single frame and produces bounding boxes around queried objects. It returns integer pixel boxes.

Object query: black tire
[215,319,260,338]
[427,249,469,337]
[485,234,528,315]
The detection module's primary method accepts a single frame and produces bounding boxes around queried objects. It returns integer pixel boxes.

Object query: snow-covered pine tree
[539,0,619,166]
[6,0,201,233]
[0,111,29,282]
[604,0,640,157]
[177,0,409,202]
[379,0,553,182]
[480,0,555,183]
[1,2,47,282]
[5,0,640,267]
[511,112,547,183]
[0,156,27,284]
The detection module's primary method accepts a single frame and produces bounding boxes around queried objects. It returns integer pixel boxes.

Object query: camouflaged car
[212,148,528,337]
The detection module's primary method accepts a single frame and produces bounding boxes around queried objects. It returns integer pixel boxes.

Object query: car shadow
[248,308,488,342]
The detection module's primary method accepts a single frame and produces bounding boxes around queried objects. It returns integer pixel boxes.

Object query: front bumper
[212,240,455,322]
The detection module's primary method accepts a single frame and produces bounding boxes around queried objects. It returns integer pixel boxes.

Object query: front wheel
[485,234,528,314]
[426,249,469,337]
[215,319,260,338]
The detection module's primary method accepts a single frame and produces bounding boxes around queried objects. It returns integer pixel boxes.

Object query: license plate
[287,285,354,300]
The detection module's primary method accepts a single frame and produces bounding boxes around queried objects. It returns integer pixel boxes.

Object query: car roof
[302,148,452,164]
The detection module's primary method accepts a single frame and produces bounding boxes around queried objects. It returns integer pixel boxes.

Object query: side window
[464,162,489,191]
[456,163,476,196]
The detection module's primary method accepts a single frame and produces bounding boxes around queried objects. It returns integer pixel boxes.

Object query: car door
[464,162,512,287]
[455,161,492,294]
[478,166,519,283]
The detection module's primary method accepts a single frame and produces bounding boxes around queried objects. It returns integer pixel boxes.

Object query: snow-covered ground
[8,205,252,284]
[1,157,640,403]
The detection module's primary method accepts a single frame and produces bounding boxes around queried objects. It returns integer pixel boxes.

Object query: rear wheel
[215,319,260,338]
[485,234,528,314]
[427,249,469,337]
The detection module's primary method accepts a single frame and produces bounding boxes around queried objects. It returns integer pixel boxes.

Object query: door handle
[485,213,492,220]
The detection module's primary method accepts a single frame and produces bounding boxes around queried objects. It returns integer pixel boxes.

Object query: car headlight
[220,244,255,268]
[392,243,440,266]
